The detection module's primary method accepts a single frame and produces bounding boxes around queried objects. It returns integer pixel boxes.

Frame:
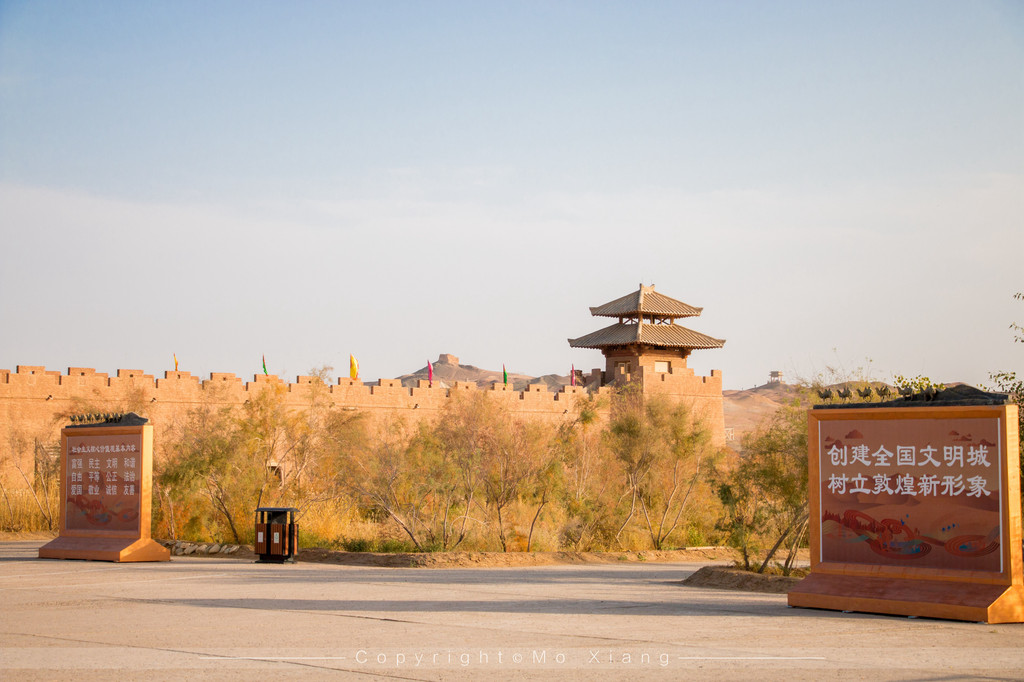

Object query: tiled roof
[590,285,702,318]
[568,322,725,350]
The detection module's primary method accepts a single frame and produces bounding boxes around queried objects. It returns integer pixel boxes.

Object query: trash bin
[254,507,298,563]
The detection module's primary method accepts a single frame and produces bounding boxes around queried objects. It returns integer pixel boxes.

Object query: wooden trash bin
[254,507,298,563]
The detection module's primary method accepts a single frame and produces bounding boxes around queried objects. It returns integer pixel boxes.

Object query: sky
[1,1,1021,390]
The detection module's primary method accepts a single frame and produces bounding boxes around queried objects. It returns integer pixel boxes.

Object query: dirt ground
[292,548,809,594]
[4,531,806,592]
[292,545,737,568]
[681,565,807,594]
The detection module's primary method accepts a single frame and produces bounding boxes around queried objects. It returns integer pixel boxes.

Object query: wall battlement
[0,365,610,419]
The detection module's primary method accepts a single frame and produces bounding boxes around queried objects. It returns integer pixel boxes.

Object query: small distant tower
[769,370,784,384]
[567,284,725,385]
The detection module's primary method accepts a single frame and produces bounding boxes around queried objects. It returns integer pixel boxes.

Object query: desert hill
[396,353,565,392]
[723,382,804,444]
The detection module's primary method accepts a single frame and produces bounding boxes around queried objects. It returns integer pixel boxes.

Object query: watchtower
[567,284,725,386]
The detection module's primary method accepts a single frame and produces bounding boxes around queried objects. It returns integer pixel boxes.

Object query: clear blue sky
[1,1,1021,389]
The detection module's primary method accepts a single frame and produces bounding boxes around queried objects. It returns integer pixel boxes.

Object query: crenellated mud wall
[0,362,725,487]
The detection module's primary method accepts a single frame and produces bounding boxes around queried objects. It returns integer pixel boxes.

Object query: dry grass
[0,488,59,533]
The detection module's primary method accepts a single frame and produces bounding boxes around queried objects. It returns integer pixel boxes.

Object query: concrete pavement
[2,540,1022,680]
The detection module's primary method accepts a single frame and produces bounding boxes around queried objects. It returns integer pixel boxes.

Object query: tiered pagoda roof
[589,287,703,320]
[568,285,725,351]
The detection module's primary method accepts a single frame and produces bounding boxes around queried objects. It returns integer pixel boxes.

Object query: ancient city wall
[0,362,726,488]
[639,365,726,438]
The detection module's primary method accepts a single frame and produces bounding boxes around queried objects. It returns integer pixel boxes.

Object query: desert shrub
[340,537,374,552]
[715,399,808,574]
[156,380,364,543]
[375,538,419,553]
[7,367,731,552]
[605,386,722,550]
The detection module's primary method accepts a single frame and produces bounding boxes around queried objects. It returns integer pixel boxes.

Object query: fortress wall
[1,360,726,488]
[0,365,620,487]
[638,366,727,447]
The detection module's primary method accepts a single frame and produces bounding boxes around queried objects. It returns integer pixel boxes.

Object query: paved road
[2,540,1022,680]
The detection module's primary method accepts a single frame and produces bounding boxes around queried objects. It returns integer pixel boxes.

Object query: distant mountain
[396,353,569,392]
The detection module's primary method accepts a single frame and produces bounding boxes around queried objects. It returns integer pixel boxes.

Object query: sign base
[788,573,1024,623]
[39,536,170,563]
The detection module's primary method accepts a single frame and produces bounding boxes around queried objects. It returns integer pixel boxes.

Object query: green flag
[262,355,268,376]
[503,364,507,385]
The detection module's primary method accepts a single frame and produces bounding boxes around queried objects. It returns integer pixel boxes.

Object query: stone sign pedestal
[791,573,1024,623]
[38,535,169,562]
[38,414,169,563]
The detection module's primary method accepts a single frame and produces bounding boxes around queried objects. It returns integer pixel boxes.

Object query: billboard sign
[789,403,1023,623]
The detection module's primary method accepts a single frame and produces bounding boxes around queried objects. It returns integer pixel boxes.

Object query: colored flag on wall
[174,354,179,372]
[350,354,359,380]
[571,364,576,386]
[503,364,508,386]
[428,360,434,387]
[262,355,268,376]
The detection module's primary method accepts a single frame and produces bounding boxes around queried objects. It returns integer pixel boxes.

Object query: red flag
[571,364,576,387]
[428,360,433,387]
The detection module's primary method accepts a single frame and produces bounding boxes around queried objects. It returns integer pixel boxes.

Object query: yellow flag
[349,354,359,380]
[173,353,178,372]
